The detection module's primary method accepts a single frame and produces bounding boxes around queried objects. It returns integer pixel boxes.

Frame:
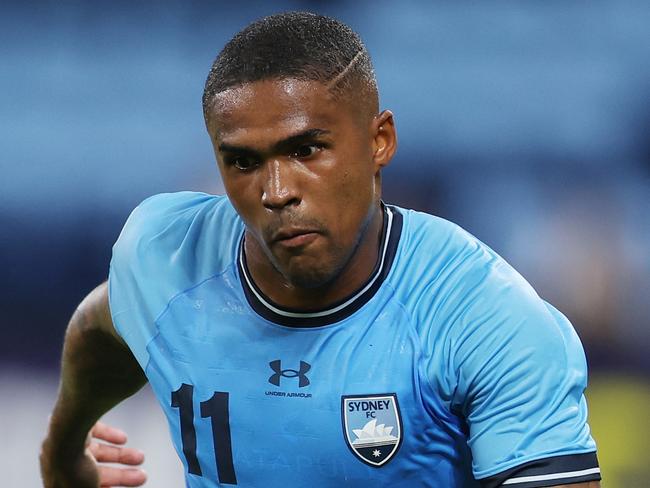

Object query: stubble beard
[270,213,373,291]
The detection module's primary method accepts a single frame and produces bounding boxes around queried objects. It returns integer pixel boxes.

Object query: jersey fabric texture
[108,192,600,487]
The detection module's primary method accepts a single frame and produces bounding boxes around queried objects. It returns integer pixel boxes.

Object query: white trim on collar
[238,207,394,319]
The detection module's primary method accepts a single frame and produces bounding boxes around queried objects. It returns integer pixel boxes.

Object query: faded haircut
[202,12,378,118]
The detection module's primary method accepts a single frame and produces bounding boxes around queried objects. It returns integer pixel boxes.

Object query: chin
[283,261,339,290]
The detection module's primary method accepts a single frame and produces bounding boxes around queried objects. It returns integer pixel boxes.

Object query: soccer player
[40,12,601,488]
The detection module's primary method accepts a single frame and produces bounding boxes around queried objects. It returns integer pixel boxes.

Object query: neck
[243,205,385,311]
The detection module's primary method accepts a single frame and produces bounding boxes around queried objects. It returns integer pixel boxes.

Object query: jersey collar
[237,204,403,327]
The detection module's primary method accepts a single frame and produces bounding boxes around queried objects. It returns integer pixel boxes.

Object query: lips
[271,228,320,248]
[273,228,315,241]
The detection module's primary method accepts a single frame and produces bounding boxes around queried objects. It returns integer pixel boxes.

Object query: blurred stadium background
[1,1,648,486]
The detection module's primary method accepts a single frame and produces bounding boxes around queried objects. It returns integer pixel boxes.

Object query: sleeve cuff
[479,452,601,487]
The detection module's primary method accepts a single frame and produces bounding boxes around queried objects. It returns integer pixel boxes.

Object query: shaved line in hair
[326,50,364,92]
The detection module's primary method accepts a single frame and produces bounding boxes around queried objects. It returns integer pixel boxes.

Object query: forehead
[206,79,350,143]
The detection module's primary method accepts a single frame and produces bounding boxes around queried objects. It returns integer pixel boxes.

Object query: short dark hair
[202,11,378,117]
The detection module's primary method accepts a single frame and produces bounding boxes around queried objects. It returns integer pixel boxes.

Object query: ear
[372,110,397,171]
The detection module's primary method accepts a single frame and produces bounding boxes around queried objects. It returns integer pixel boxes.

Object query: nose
[261,159,300,210]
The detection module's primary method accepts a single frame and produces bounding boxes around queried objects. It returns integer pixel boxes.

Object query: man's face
[205,78,395,288]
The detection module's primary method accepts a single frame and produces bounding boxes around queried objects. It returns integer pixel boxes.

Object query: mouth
[272,228,320,249]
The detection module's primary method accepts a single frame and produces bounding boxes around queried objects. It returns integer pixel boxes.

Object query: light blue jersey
[108,192,600,487]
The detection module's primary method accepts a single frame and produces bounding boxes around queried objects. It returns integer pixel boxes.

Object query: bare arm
[40,282,148,487]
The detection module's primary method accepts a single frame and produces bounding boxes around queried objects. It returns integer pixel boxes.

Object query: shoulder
[390,206,516,312]
[115,191,237,245]
[390,204,588,396]
[110,191,244,303]
[392,205,557,338]
[108,192,243,367]
[389,205,571,384]
[113,191,241,263]
[394,206,490,272]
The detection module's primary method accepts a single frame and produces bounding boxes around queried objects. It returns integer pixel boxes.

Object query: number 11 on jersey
[171,383,238,484]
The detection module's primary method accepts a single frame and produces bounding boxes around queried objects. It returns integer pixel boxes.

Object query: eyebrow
[217,128,331,155]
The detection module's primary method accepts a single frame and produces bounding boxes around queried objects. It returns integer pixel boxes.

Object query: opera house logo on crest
[341,393,403,467]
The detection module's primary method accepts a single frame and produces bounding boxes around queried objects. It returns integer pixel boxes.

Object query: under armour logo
[268,360,311,388]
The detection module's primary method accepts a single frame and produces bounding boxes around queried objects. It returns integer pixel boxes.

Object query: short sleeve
[108,191,230,370]
[436,243,600,486]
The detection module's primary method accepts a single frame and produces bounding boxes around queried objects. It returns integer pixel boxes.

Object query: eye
[290,144,322,160]
[227,156,259,171]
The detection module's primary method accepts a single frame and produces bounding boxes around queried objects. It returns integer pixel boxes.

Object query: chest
[142,277,472,486]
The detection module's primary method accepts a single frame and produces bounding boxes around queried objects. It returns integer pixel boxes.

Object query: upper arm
[64,281,147,392]
[45,281,147,451]
[77,280,127,346]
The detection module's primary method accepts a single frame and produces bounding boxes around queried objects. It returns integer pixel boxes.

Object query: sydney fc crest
[341,393,402,467]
